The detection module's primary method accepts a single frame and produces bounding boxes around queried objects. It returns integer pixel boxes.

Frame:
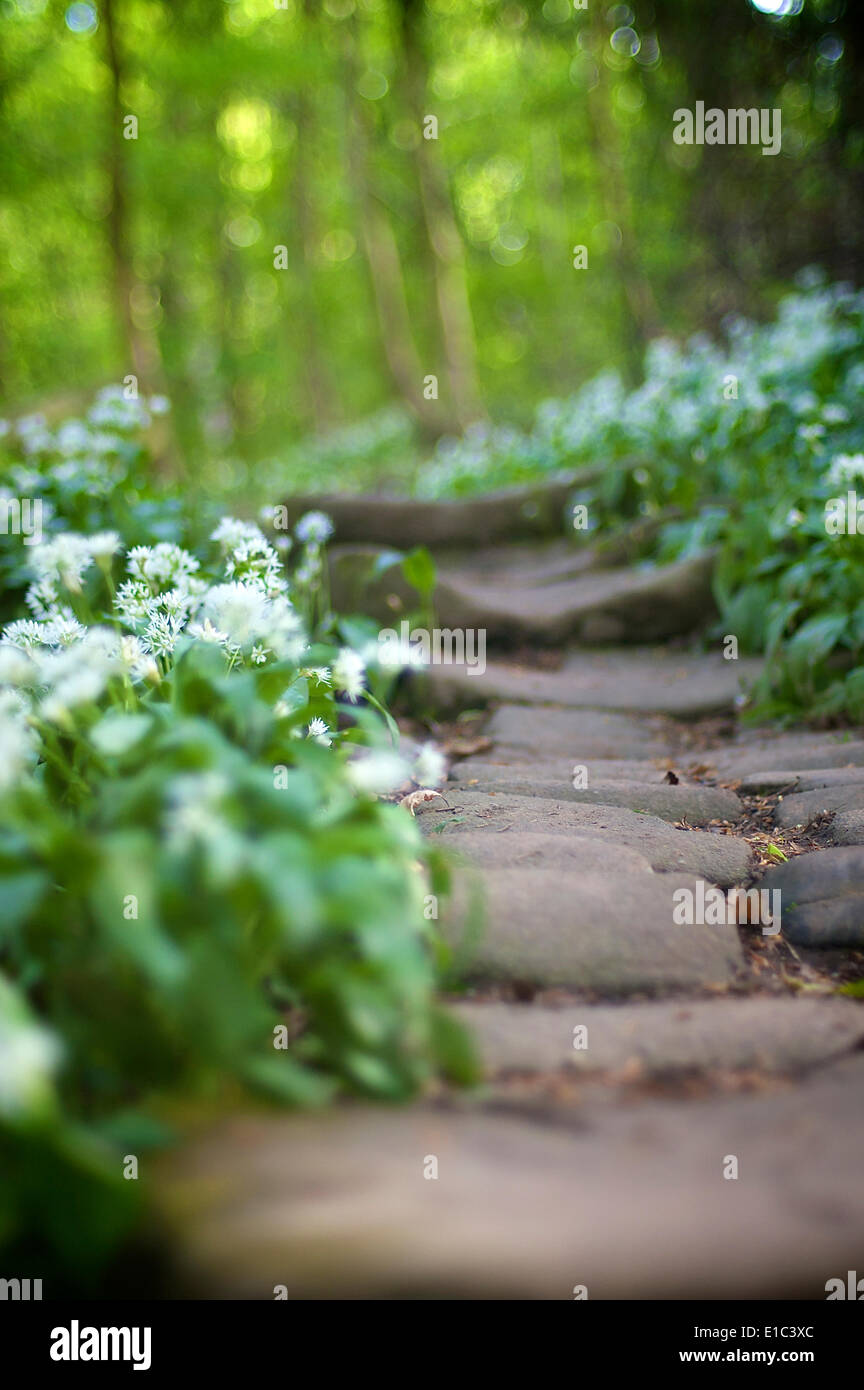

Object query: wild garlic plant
[0,507,473,1283]
[0,511,440,797]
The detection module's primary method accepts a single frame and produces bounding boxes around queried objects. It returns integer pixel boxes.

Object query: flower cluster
[0,508,441,790]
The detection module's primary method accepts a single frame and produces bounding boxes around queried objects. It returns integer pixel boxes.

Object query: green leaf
[90,712,153,757]
[0,871,49,933]
[401,546,436,602]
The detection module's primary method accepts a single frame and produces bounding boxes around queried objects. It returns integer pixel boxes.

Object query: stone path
[153,496,864,1299]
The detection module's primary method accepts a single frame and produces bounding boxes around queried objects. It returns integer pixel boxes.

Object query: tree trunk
[341,24,447,436]
[584,11,660,383]
[397,0,483,427]
[102,0,162,392]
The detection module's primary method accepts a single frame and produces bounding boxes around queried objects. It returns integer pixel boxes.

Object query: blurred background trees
[0,0,860,474]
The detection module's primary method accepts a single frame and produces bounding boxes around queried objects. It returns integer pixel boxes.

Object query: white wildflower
[346,750,411,795]
[827,453,864,489]
[0,1010,60,1120]
[210,517,264,551]
[0,646,36,687]
[30,533,93,593]
[266,596,306,663]
[196,581,271,651]
[307,717,332,747]
[114,579,153,625]
[1,619,46,649]
[89,531,121,561]
[187,617,229,645]
[41,612,87,647]
[413,742,446,787]
[142,611,185,658]
[332,648,365,701]
[295,510,333,545]
[302,667,331,687]
[127,542,199,590]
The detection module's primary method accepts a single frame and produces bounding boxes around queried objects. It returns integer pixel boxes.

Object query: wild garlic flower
[30,533,94,592]
[307,717,332,746]
[223,534,287,598]
[332,648,365,701]
[0,690,38,789]
[295,510,334,545]
[142,611,185,659]
[89,531,122,561]
[196,581,272,651]
[346,750,411,795]
[302,667,332,687]
[0,645,37,688]
[187,617,229,645]
[211,517,265,551]
[0,999,60,1120]
[127,542,200,590]
[1,619,47,649]
[41,612,87,647]
[114,579,153,625]
[826,453,864,489]
[413,743,446,787]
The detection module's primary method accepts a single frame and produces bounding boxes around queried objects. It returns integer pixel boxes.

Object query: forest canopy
[0,0,860,475]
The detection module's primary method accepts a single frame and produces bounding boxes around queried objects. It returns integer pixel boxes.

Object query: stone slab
[427,790,753,887]
[452,997,864,1076]
[153,1055,864,1298]
[450,772,742,825]
[444,829,654,875]
[444,869,743,994]
[485,705,675,760]
[427,648,763,719]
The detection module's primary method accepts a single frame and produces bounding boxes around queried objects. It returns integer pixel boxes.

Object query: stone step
[447,829,655,875]
[738,767,864,796]
[330,547,716,644]
[449,771,743,826]
[152,1055,864,1298]
[426,648,763,718]
[451,997,864,1077]
[699,732,864,778]
[763,847,864,947]
[483,705,676,760]
[453,755,681,783]
[443,868,742,993]
[426,789,753,886]
[281,473,595,548]
[776,783,864,829]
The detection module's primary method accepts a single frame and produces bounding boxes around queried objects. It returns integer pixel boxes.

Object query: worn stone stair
[149,517,864,1299]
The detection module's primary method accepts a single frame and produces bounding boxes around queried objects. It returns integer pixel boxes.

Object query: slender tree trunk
[341,25,447,435]
[289,0,339,433]
[102,0,161,391]
[584,12,660,383]
[398,0,483,427]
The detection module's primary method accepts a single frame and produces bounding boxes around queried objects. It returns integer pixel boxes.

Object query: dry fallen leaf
[399,788,449,816]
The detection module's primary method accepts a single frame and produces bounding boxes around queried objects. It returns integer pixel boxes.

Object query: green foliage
[0,396,476,1280]
[418,276,864,723]
[0,1,859,459]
